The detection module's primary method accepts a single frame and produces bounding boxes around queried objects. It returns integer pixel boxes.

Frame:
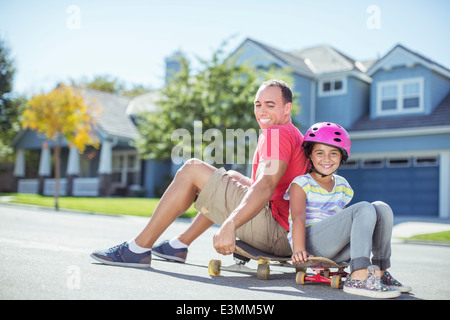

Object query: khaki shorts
[194,168,292,256]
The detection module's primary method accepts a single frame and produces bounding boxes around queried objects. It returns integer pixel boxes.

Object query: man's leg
[175,170,251,246]
[91,159,216,267]
[134,159,217,248]
[177,213,214,246]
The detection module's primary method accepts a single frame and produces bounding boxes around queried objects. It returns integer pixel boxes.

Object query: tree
[69,74,152,97]
[21,84,99,210]
[134,41,298,170]
[0,37,18,161]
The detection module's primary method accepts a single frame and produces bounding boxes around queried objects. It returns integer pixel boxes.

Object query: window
[361,159,384,169]
[414,156,439,167]
[112,151,140,186]
[339,159,358,169]
[377,77,424,115]
[319,78,347,96]
[387,158,411,168]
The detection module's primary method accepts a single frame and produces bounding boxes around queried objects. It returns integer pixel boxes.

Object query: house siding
[314,76,369,129]
[430,70,450,110]
[291,74,313,131]
[351,132,450,154]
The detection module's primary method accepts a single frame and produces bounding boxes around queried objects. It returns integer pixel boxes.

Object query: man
[91,80,309,267]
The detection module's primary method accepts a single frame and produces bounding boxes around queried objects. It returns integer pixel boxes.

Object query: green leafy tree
[134,41,299,168]
[0,37,18,161]
[70,74,151,97]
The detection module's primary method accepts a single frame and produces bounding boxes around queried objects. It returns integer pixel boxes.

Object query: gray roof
[349,92,450,131]
[81,88,138,141]
[243,39,315,77]
[290,45,363,74]
[126,90,162,115]
[368,44,450,78]
[243,38,372,79]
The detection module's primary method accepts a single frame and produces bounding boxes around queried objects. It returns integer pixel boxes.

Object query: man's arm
[213,159,287,255]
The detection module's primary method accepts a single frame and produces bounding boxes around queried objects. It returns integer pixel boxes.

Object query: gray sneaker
[343,271,401,299]
[152,240,187,263]
[90,242,151,268]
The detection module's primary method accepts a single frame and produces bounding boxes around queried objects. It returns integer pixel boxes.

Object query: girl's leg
[370,201,394,271]
[305,201,377,273]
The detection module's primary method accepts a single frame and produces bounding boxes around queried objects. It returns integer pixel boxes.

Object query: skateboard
[208,240,349,289]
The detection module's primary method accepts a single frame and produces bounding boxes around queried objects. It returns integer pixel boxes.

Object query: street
[1,204,449,301]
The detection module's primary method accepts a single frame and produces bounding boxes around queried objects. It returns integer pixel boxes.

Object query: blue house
[11,38,450,219]
[233,39,450,219]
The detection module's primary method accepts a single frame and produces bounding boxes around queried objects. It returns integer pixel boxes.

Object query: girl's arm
[289,183,310,263]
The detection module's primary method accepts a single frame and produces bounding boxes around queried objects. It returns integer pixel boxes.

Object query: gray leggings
[305,201,394,273]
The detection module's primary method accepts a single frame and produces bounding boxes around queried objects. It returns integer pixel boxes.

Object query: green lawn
[407,230,450,243]
[1,193,198,218]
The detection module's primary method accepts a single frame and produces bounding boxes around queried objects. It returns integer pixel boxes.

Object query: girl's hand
[291,250,310,264]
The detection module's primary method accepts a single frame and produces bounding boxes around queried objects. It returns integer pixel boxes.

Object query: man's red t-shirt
[251,122,309,230]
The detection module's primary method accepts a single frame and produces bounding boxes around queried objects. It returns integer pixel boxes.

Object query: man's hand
[213,220,236,255]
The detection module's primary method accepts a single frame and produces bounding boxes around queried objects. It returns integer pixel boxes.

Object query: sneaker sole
[152,251,186,263]
[90,253,151,268]
[343,286,401,299]
[396,286,412,293]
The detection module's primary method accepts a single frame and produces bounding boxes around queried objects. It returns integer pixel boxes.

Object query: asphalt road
[1,204,449,301]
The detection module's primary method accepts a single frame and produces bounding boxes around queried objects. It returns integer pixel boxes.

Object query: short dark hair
[259,79,293,104]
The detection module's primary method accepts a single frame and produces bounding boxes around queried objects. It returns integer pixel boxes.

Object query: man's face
[254,85,292,130]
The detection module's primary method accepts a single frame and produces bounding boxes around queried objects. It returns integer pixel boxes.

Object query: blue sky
[0,0,449,96]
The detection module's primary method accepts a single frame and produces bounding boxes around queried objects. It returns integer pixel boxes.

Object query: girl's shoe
[381,271,412,293]
[343,271,401,299]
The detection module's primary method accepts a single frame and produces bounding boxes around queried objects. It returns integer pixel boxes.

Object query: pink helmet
[303,122,351,162]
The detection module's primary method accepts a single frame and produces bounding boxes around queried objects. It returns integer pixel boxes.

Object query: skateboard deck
[208,240,349,288]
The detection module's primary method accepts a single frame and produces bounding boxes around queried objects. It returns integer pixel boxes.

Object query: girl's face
[310,143,342,176]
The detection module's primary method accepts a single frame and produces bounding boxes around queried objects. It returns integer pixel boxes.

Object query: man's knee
[176,158,216,191]
[176,158,204,176]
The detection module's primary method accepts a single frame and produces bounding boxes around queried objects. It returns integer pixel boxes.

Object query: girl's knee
[353,201,377,223]
[372,201,394,225]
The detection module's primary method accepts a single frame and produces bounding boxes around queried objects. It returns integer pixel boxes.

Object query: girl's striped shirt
[284,173,354,246]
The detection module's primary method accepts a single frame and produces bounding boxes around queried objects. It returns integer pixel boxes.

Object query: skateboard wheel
[331,275,341,289]
[256,263,270,280]
[296,271,306,285]
[295,267,307,273]
[208,260,221,276]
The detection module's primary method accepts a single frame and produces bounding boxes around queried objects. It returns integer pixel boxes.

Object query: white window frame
[318,77,347,97]
[386,157,411,168]
[112,150,140,186]
[361,158,384,169]
[376,77,424,116]
[414,156,439,167]
[339,158,359,169]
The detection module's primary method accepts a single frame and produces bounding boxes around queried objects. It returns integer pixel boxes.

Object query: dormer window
[318,78,347,96]
[376,77,424,116]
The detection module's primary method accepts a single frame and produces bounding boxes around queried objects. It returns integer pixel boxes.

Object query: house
[11,38,450,219]
[13,89,146,197]
[232,39,450,219]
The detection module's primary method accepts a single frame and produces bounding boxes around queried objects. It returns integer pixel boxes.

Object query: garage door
[338,156,439,216]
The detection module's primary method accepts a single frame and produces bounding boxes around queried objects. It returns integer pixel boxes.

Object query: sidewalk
[392,216,450,244]
[1,199,450,240]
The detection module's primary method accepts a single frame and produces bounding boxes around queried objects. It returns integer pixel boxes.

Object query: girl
[284,122,411,299]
